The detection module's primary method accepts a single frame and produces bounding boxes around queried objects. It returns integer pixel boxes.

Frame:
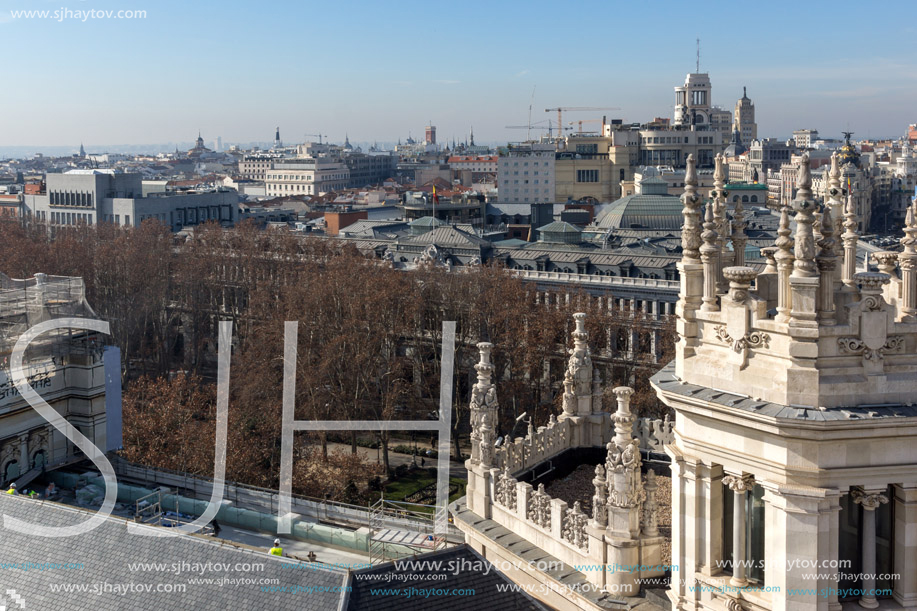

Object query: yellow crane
[545,107,620,137]
[568,117,609,134]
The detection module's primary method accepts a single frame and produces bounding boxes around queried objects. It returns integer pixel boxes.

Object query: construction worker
[269,538,283,557]
[5,483,16,495]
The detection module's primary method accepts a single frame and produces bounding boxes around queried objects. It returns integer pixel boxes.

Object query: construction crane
[545,107,620,137]
[505,120,568,139]
[304,133,327,144]
[568,117,609,134]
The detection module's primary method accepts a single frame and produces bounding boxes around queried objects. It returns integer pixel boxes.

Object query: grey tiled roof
[651,362,917,421]
[401,226,490,248]
[0,494,347,611]
[345,544,549,611]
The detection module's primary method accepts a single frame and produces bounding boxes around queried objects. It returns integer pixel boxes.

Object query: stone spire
[713,154,729,294]
[732,191,748,268]
[774,204,795,323]
[564,312,594,416]
[899,200,917,318]
[842,193,860,291]
[700,199,719,311]
[606,387,642,537]
[680,154,702,263]
[469,342,499,468]
[816,205,837,324]
[792,153,817,278]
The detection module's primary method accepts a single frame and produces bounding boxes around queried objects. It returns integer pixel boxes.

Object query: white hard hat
[9,483,15,488]
[274,539,280,545]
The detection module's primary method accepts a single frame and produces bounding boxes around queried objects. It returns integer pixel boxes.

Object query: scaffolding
[0,273,101,366]
[368,498,447,563]
[134,487,215,534]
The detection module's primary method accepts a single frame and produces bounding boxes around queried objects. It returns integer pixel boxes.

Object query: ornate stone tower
[465,342,500,518]
[654,154,917,611]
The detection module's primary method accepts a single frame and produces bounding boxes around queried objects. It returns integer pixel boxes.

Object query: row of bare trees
[0,220,673,500]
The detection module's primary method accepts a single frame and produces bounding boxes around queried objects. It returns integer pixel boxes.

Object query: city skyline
[2,0,917,149]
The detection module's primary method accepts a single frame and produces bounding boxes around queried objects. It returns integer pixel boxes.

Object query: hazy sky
[3,0,917,149]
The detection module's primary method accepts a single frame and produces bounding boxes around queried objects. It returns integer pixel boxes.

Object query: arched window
[750,195,758,203]
[733,195,739,203]
[742,195,749,203]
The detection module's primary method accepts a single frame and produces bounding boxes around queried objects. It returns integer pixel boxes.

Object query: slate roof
[344,544,548,611]
[0,494,347,611]
[537,221,582,234]
[650,362,917,421]
[401,226,490,248]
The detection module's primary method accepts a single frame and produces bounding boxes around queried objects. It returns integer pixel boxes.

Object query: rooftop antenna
[696,38,701,73]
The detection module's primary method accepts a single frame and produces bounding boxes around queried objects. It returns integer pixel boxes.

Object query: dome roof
[594,192,684,231]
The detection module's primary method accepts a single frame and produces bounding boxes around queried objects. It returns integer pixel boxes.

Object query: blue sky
[3,0,917,149]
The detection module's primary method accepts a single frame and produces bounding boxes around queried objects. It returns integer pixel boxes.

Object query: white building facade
[652,153,917,611]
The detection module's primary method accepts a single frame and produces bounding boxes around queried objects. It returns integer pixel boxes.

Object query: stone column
[763,484,842,611]
[852,487,889,609]
[666,447,702,609]
[18,434,28,472]
[723,473,754,586]
[698,463,725,577]
[893,485,917,608]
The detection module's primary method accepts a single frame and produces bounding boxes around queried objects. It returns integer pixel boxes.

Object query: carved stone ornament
[837,336,904,361]
[723,473,755,493]
[562,501,589,550]
[527,484,551,528]
[851,487,889,511]
[714,325,770,369]
[495,468,517,511]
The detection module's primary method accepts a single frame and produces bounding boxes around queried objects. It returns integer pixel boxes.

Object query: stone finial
[843,193,859,238]
[700,201,719,311]
[775,205,793,258]
[873,252,899,280]
[760,246,778,274]
[572,311,588,344]
[561,373,576,416]
[732,194,748,268]
[681,154,702,263]
[592,464,608,527]
[900,203,917,318]
[817,206,836,261]
[474,342,494,384]
[792,197,818,278]
[723,266,757,303]
[902,203,917,253]
[854,271,891,294]
[613,386,634,414]
[796,153,812,201]
[642,469,659,537]
[714,152,726,185]
[842,194,860,289]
